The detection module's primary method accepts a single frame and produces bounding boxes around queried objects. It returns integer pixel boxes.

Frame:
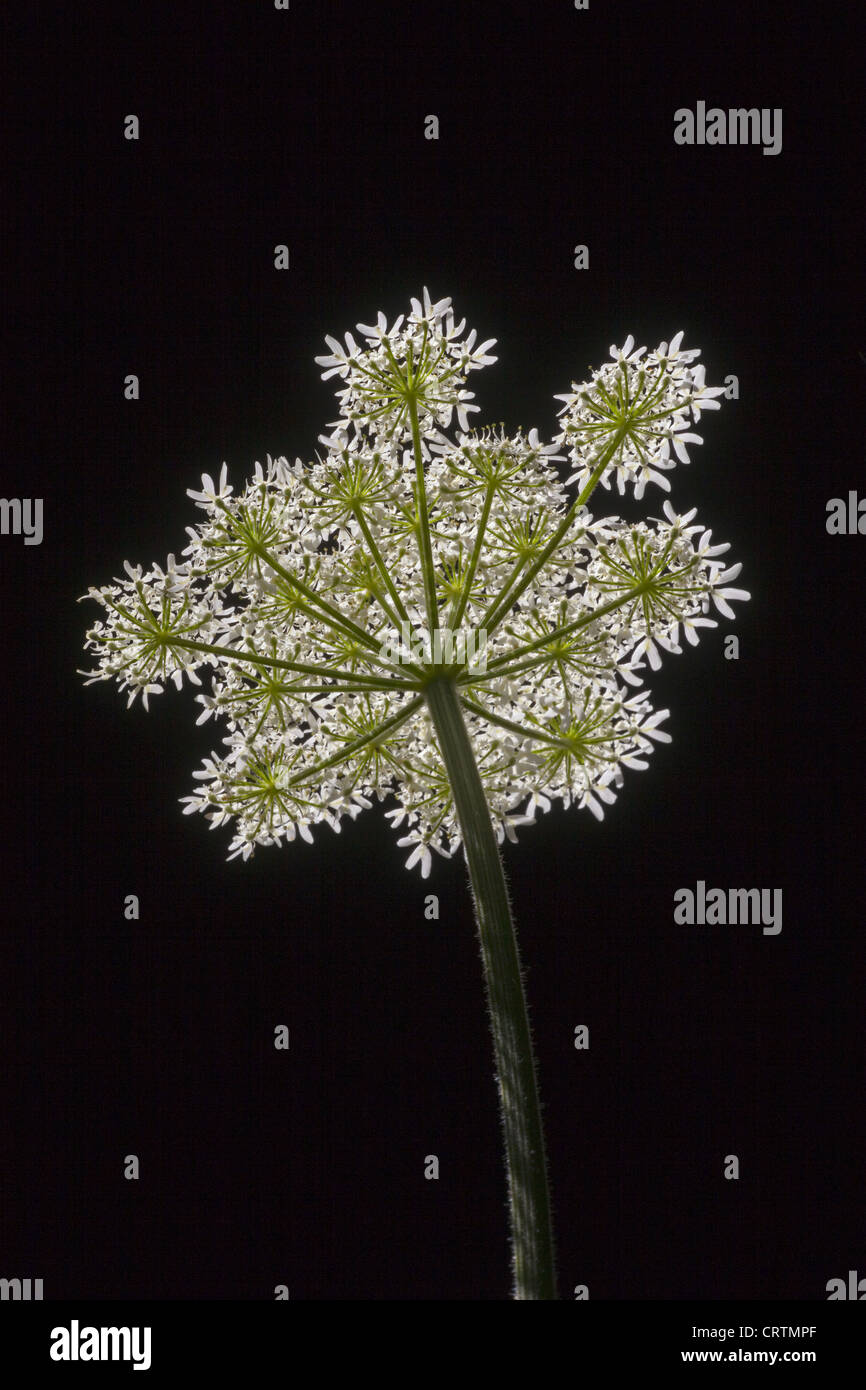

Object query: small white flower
[609,334,646,364]
[688,363,727,421]
[187,463,233,511]
[398,834,433,878]
[706,571,751,619]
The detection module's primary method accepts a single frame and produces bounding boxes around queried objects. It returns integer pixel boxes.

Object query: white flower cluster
[314,286,497,437]
[81,293,749,874]
[554,332,727,499]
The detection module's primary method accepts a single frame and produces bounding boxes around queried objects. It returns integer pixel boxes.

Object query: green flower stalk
[80,290,749,1299]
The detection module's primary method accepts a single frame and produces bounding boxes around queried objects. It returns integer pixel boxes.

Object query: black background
[2,1,864,1301]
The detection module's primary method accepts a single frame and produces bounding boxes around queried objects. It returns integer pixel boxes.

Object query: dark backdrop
[2,1,864,1299]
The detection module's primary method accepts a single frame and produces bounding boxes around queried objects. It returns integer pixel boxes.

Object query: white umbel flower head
[81,294,749,872]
